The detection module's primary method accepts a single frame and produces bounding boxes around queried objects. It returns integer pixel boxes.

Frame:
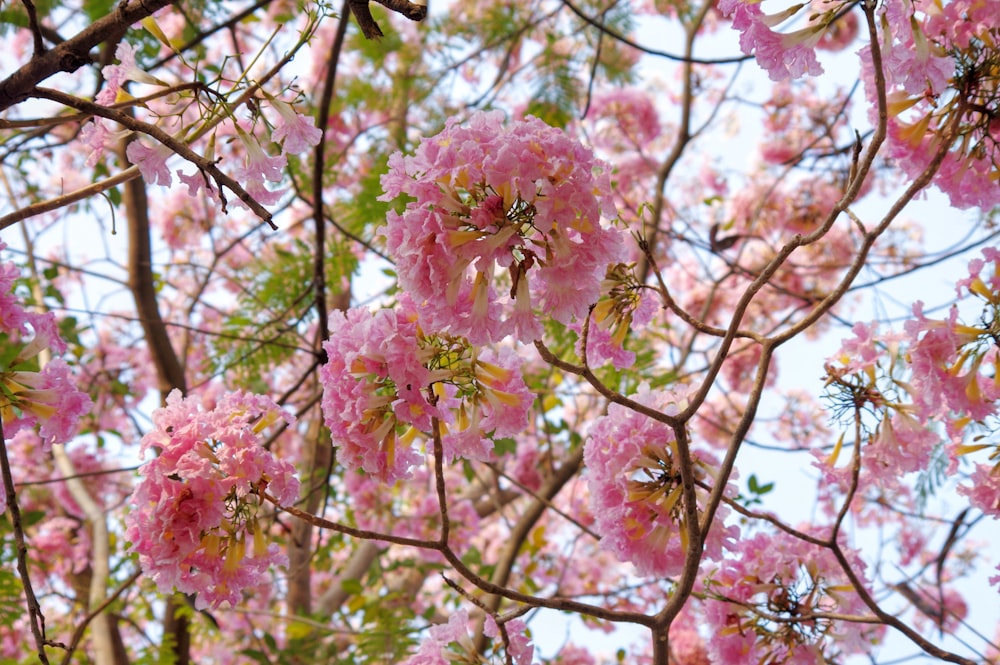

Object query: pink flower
[126,389,299,609]
[0,245,91,449]
[96,40,166,104]
[126,138,173,186]
[3,359,92,447]
[403,610,477,665]
[579,263,658,368]
[97,42,150,105]
[957,463,1000,517]
[319,302,533,482]
[703,531,878,663]
[718,0,824,81]
[904,301,994,423]
[319,307,434,483]
[234,128,286,183]
[859,0,1000,210]
[583,384,738,577]
[586,88,661,147]
[78,119,124,167]
[484,616,535,665]
[379,110,624,344]
[865,407,938,478]
[404,610,535,664]
[231,128,287,206]
[269,98,323,154]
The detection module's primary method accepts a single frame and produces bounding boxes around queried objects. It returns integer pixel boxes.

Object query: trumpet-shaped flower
[402,610,535,665]
[0,244,91,449]
[96,41,166,105]
[379,110,624,344]
[718,0,826,81]
[703,531,878,663]
[269,98,323,155]
[126,138,174,187]
[584,384,738,577]
[125,389,299,609]
[319,302,533,483]
[231,127,287,206]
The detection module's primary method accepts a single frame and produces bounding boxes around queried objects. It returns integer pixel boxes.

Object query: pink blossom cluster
[903,302,998,427]
[819,322,939,483]
[91,42,323,207]
[402,609,534,665]
[319,299,533,483]
[859,0,1000,209]
[718,0,843,81]
[379,110,625,344]
[703,531,877,664]
[583,384,739,577]
[902,248,1000,430]
[126,389,300,609]
[0,243,91,449]
[576,262,659,369]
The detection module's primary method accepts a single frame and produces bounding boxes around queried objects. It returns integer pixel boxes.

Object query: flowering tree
[0,0,999,663]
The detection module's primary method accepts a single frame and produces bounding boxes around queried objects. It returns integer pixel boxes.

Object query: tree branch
[0,0,176,111]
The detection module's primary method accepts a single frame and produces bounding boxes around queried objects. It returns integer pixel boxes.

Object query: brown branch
[2,17,318,231]
[348,0,427,40]
[32,88,277,229]
[311,0,351,348]
[21,0,46,57]
[474,448,584,652]
[0,421,50,664]
[58,571,142,665]
[0,0,176,111]
[533,339,681,429]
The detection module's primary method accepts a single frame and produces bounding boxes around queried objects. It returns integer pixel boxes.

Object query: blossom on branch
[583,384,738,577]
[860,0,1000,209]
[319,300,533,483]
[703,531,879,663]
[402,610,535,665]
[126,138,174,186]
[125,389,299,609]
[96,41,167,106]
[718,0,845,81]
[231,127,287,206]
[379,110,625,344]
[0,244,91,450]
[268,97,323,155]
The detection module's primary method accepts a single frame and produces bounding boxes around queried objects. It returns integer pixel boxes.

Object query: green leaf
[492,437,517,456]
[340,578,364,595]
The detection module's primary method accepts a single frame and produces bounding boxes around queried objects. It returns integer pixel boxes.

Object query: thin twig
[0,421,50,664]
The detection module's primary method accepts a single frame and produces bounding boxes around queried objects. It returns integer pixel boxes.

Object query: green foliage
[82,0,116,23]
[525,60,578,129]
[738,473,775,507]
[210,236,357,390]
[0,567,26,634]
[915,442,950,511]
[0,0,54,34]
[333,152,399,240]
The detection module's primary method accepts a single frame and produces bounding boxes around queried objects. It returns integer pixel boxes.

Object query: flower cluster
[718,0,856,81]
[583,384,738,577]
[379,110,624,344]
[319,299,533,483]
[703,531,877,664]
[819,322,939,485]
[125,389,299,609]
[902,248,1000,433]
[402,610,534,665]
[93,42,323,207]
[859,0,1000,209]
[577,262,659,369]
[0,244,91,449]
